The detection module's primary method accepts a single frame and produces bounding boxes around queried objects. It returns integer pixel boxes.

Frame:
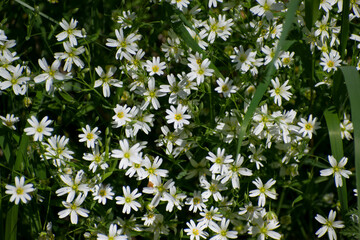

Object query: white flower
[111,139,143,169]
[144,56,166,76]
[143,155,169,182]
[320,50,341,72]
[5,176,35,204]
[58,193,89,224]
[44,135,74,163]
[165,104,191,129]
[97,223,127,240]
[83,146,108,173]
[220,154,253,189]
[340,113,353,140]
[56,18,85,47]
[214,78,238,98]
[249,178,277,207]
[24,116,53,142]
[320,155,352,188]
[117,10,136,29]
[78,125,101,149]
[55,170,90,202]
[185,191,207,213]
[269,78,292,106]
[0,113,19,130]
[206,147,233,175]
[112,104,133,128]
[0,64,29,95]
[200,178,226,202]
[106,28,141,60]
[315,210,344,240]
[170,0,190,11]
[94,66,122,98]
[187,58,214,85]
[142,178,175,208]
[208,0,223,8]
[209,218,238,240]
[34,58,68,92]
[251,219,281,240]
[54,41,85,72]
[92,184,114,205]
[160,73,188,104]
[230,46,259,73]
[184,220,208,240]
[250,0,283,20]
[115,186,142,214]
[141,77,166,110]
[319,0,336,12]
[198,206,223,227]
[297,114,320,139]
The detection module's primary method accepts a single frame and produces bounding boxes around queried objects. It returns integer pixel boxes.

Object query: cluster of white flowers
[1,0,358,239]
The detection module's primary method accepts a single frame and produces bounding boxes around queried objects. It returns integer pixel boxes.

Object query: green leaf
[304,0,320,30]
[339,0,350,58]
[0,129,11,163]
[292,195,303,207]
[5,205,18,240]
[236,0,301,156]
[341,66,360,228]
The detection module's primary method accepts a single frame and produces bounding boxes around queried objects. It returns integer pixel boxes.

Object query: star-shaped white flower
[320,155,352,188]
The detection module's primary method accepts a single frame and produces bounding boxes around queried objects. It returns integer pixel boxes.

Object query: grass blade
[339,0,350,58]
[341,66,360,227]
[236,0,301,155]
[5,205,18,240]
[324,107,348,213]
[304,0,320,30]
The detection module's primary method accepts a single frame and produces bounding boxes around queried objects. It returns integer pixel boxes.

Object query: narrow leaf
[5,205,18,240]
[341,66,360,226]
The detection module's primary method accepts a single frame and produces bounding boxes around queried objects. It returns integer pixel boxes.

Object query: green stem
[14,0,58,24]
[340,0,350,59]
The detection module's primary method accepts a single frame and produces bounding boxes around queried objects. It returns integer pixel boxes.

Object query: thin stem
[14,0,58,24]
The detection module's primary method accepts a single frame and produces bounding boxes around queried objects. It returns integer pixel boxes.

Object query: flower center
[209,184,217,192]
[125,196,132,203]
[327,60,334,68]
[174,114,182,121]
[148,168,155,174]
[117,111,124,119]
[192,229,199,235]
[10,78,17,85]
[99,189,107,196]
[220,230,227,236]
[124,152,130,159]
[86,133,94,140]
[16,188,24,195]
[239,54,247,62]
[215,157,223,164]
[222,85,229,92]
[152,65,159,73]
[259,187,266,193]
[283,57,290,65]
[197,68,204,75]
[305,123,313,130]
[37,127,43,133]
[263,3,270,11]
[95,155,101,163]
[120,41,127,48]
